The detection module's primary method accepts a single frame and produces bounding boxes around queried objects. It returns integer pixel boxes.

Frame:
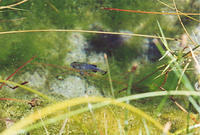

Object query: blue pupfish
[70,62,107,75]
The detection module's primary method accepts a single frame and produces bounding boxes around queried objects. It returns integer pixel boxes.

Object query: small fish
[70,62,107,75]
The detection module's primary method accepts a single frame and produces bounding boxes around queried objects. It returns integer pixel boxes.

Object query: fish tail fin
[92,70,97,73]
[99,70,107,75]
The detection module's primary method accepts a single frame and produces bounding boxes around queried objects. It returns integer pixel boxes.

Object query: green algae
[0,0,199,134]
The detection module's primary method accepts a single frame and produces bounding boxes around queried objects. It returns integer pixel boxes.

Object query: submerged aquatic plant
[0,0,200,134]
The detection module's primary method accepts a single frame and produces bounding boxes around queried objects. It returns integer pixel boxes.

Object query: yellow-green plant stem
[1,96,168,135]
[124,71,134,133]
[3,90,200,135]
[0,79,54,102]
[127,72,134,103]
[175,123,200,135]
[0,29,177,41]
[21,90,200,134]
[104,53,115,97]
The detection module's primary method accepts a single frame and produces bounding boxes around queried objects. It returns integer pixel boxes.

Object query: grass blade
[143,119,150,135]
[104,53,114,97]
[0,79,53,101]
[9,90,200,134]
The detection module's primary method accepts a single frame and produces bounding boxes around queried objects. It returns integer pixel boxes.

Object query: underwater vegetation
[0,0,200,134]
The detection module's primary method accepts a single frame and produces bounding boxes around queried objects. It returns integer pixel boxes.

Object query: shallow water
[0,0,199,134]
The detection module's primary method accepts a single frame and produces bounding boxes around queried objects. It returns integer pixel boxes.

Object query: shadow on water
[86,33,124,56]
[147,39,162,62]
[85,31,140,68]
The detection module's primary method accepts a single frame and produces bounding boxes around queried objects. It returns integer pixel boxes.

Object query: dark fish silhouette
[70,62,107,75]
